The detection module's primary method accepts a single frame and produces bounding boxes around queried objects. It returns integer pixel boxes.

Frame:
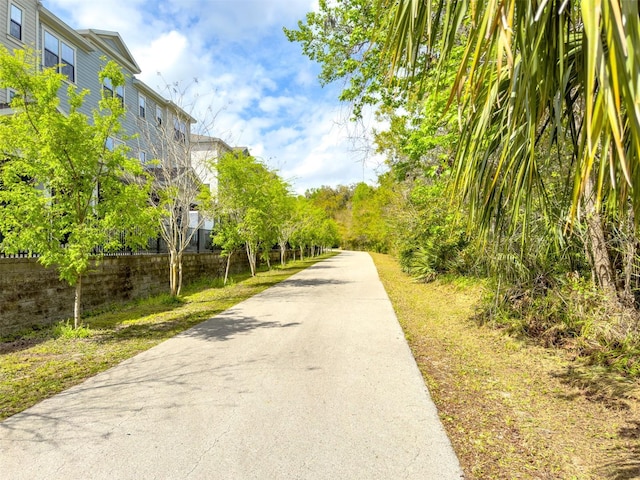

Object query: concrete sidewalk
[0,251,463,479]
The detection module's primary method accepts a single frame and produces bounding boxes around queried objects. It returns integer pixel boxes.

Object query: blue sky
[43,0,385,193]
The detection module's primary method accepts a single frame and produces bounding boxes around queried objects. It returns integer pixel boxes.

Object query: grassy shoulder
[371,252,640,479]
[0,255,334,421]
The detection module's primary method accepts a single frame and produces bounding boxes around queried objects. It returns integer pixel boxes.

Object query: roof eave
[77,29,141,74]
[39,8,95,52]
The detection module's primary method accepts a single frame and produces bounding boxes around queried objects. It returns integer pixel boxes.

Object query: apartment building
[0,1,256,235]
[0,0,195,164]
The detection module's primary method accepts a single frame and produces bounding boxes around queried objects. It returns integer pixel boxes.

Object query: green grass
[0,255,335,421]
[371,252,640,479]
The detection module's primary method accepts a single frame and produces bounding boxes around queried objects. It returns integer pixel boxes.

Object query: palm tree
[380,0,640,296]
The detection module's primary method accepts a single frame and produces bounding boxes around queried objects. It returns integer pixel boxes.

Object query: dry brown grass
[371,252,640,479]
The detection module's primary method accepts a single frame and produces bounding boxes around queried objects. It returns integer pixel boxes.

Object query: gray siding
[0,0,193,167]
[1,0,38,50]
[0,0,38,104]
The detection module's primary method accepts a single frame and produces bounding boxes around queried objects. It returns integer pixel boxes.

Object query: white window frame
[42,29,76,83]
[138,94,146,118]
[8,3,23,42]
[156,105,163,126]
[139,150,147,164]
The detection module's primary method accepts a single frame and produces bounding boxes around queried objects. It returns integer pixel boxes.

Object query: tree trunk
[583,175,617,297]
[169,250,178,296]
[224,252,232,285]
[246,243,256,276]
[279,242,286,266]
[176,251,183,297]
[300,246,304,261]
[74,275,82,329]
[622,208,637,307]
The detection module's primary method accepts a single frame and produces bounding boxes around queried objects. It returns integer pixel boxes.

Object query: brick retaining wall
[0,251,260,336]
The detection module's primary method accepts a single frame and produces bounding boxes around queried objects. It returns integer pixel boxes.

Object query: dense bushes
[307,177,640,377]
[392,182,477,280]
[479,273,640,376]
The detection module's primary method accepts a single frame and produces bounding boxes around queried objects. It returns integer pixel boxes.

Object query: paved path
[0,251,463,479]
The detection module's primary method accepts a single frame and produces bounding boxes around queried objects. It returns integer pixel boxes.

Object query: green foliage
[305,185,353,244]
[212,219,243,257]
[52,322,92,339]
[375,47,463,183]
[284,0,415,118]
[381,0,640,225]
[478,272,640,376]
[288,0,640,382]
[0,47,156,325]
[340,182,391,252]
[305,185,353,218]
[214,152,274,274]
[289,197,327,255]
[390,181,477,280]
[212,152,338,271]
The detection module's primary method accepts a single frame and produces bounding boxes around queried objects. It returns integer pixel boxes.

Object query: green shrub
[478,273,640,376]
[52,321,92,339]
[393,182,479,281]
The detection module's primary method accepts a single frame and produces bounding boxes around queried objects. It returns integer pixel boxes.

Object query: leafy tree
[253,172,291,270]
[214,152,276,276]
[284,0,416,118]
[0,48,156,327]
[289,198,321,259]
[136,84,216,297]
[270,180,295,266]
[348,183,378,251]
[392,180,476,280]
[379,0,640,299]
[305,185,353,243]
[289,0,640,364]
[318,217,340,253]
[212,216,244,285]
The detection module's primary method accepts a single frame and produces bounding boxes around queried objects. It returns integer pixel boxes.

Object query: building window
[139,150,147,164]
[9,4,22,41]
[60,42,74,80]
[138,94,146,118]
[103,78,124,106]
[105,137,114,151]
[156,106,163,126]
[1,88,17,109]
[173,117,186,143]
[43,31,75,82]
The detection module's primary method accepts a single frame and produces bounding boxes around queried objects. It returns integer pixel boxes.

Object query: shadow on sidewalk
[183,312,300,342]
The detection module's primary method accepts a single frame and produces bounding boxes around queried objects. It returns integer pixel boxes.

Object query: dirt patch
[0,338,44,355]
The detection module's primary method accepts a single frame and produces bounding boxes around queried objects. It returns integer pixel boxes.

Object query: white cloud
[42,0,385,193]
[135,31,188,79]
[258,95,298,114]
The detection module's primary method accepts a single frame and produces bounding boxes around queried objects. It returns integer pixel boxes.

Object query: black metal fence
[0,228,215,258]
